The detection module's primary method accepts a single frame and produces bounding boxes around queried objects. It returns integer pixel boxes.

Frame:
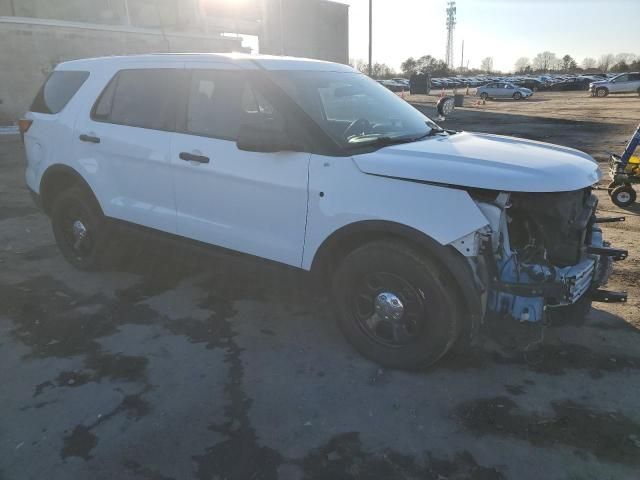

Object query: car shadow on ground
[104,229,640,371]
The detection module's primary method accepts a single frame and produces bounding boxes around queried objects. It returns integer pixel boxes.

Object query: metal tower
[445,1,456,68]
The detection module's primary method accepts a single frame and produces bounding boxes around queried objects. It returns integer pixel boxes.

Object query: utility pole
[368,0,373,76]
[460,40,464,71]
[445,1,456,69]
[279,0,285,55]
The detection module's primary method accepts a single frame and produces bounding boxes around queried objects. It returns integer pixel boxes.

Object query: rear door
[628,73,640,93]
[73,64,184,233]
[493,83,507,97]
[609,74,629,93]
[170,65,310,267]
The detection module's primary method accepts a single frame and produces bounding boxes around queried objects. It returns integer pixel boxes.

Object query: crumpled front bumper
[487,224,627,323]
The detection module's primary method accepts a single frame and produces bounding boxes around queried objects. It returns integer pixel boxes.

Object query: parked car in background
[476,82,533,100]
[392,78,410,87]
[589,72,640,97]
[379,79,407,92]
[550,77,592,91]
[512,78,548,91]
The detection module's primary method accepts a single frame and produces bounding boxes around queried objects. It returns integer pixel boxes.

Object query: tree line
[514,52,639,74]
[350,52,639,78]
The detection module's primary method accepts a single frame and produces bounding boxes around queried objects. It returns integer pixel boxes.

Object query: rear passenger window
[30,71,89,114]
[92,69,182,131]
[186,70,245,139]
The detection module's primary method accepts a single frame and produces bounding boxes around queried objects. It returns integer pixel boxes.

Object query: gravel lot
[1,90,639,480]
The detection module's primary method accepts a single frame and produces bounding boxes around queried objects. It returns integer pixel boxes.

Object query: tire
[480,92,488,100]
[331,240,464,369]
[513,92,523,100]
[607,181,619,196]
[51,186,109,271]
[610,185,637,208]
[596,87,609,98]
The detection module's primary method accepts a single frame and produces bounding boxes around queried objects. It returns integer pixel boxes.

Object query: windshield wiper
[345,130,442,150]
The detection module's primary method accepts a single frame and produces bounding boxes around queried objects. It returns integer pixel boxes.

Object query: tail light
[18,119,33,142]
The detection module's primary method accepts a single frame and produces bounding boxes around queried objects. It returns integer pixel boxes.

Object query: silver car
[589,72,640,97]
[477,82,533,100]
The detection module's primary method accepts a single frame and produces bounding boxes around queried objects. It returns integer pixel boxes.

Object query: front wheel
[480,92,489,100]
[331,240,464,369]
[51,186,110,271]
[610,185,637,208]
[513,92,523,100]
[596,87,609,98]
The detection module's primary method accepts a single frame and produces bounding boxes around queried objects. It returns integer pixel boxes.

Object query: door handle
[179,152,210,164]
[79,134,100,144]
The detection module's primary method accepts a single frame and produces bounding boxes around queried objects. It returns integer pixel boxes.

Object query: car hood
[352,131,601,192]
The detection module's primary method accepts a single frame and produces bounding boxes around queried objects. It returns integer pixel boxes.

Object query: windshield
[268,70,440,148]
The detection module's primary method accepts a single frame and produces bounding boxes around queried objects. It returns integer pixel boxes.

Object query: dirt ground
[1,90,640,480]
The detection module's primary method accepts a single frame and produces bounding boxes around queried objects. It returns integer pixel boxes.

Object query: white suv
[22,54,626,368]
[590,72,640,97]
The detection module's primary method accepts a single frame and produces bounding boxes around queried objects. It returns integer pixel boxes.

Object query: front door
[170,65,310,267]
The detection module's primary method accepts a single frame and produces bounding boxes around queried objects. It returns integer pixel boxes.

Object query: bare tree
[532,51,557,72]
[562,54,577,71]
[400,57,419,76]
[582,57,596,69]
[371,63,396,79]
[598,53,615,72]
[480,56,494,73]
[514,57,530,73]
[615,53,637,65]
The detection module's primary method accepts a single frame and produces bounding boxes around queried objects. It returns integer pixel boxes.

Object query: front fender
[302,155,489,270]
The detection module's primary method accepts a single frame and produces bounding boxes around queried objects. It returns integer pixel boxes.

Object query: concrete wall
[260,0,349,64]
[0,19,242,122]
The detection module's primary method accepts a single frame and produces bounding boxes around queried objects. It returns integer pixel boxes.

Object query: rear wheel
[596,87,609,98]
[331,240,463,369]
[51,186,109,271]
[513,92,523,100]
[611,185,636,208]
[480,92,489,100]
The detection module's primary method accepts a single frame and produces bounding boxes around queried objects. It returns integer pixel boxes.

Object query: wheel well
[39,165,100,216]
[310,221,484,335]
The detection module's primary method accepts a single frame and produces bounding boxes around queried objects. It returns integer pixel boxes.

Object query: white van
[22,53,627,368]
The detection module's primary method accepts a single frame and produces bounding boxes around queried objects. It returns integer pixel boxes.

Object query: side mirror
[236,122,303,153]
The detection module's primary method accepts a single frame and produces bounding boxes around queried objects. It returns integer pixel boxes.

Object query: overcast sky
[341,0,640,73]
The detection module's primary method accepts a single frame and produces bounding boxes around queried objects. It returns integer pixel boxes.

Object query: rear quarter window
[30,71,89,114]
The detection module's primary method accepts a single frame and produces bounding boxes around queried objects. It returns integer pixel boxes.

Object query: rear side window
[92,69,183,131]
[30,71,89,114]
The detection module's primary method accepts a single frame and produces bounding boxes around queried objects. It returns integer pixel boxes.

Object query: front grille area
[564,259,596,303]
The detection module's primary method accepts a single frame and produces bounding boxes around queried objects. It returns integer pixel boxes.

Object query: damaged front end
[470,188,627,323]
